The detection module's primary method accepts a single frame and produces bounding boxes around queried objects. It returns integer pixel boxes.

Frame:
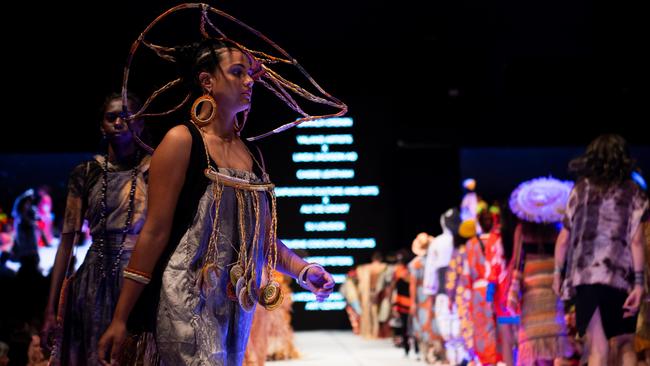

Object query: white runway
[269,331,424,366]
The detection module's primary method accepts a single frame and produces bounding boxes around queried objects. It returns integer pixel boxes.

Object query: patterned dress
[156,167,269,365]
[54,154,150,366]
[446,246,473,361]
[517,255,573,365]
[409,256,440,347]
[130,123,276,366]
[463,232,503,365]
[562,179,649,297]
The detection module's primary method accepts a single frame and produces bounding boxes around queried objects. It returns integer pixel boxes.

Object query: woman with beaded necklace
[42,92,150,365]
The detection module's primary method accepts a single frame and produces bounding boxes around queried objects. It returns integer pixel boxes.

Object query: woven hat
[509,177,573,224]
[412,232,432,257]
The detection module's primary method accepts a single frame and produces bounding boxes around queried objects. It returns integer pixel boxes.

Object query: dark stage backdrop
[460,146,650,204]
[3,0,647,153]
[2,0,648,330]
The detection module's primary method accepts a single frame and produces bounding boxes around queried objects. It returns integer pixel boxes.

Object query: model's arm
[623,224,646,317]
[276,239,335,302]
[43,164,87,341]
[98,125,192,365]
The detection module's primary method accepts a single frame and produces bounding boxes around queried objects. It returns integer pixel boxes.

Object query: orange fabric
[465,232,503,364]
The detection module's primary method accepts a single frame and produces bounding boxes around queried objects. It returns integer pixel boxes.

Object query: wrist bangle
[297,263,324,289]
[123,267,152,285]
[553,266,562,274]
[634,270,644,286]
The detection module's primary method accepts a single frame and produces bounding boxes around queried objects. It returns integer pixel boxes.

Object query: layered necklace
[193,124,283,311]
[97,150,141,278]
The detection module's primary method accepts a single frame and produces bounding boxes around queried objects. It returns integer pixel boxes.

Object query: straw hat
[412,232,432,256]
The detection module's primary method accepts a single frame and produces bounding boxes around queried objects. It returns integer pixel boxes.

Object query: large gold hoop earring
[191,94,217,127]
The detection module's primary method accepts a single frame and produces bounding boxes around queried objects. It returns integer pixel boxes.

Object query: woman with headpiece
[10,189,40,260]
[340,267,362,335]
[42,92,150,365]
[446,219,479,364]
[554,134,649,366]
[97,5,340,365]
[426,208,470,364]
[388,250,415,357]
[460,179,479,222]
[508,177,574,366]
[409,233,444,362]
[459,210,505,366]
[357,251,388,339]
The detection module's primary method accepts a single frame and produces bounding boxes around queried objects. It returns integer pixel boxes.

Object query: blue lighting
[296,134,354,145]
[304,221,346,232]
[303,256,355,266]
[292,292,344,302]
[275,186,380,197]
[297,117,353,128]
[296,169,355,180]
[304,301,347,311]
[292,152,358,163]
[332,274,346,284]
[282,238,377,249]
[300,203,351,214]
[632,171,647,191]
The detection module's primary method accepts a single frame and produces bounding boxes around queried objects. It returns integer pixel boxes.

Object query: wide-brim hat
[509,177,573,224]
[412,232,431,257]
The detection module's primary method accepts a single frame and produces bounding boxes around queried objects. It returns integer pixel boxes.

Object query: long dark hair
[569,134,636,188]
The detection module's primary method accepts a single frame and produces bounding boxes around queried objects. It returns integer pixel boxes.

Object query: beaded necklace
[97,151,140,278]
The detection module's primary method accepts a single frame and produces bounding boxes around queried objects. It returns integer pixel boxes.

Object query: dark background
[1,0,648,330]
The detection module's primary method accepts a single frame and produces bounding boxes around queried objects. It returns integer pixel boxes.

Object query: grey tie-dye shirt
[562,179,649,297]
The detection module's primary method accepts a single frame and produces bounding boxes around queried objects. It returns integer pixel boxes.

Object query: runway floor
[269,330,424,366]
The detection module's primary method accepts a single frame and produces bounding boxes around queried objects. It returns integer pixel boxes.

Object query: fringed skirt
[517,257,573,366]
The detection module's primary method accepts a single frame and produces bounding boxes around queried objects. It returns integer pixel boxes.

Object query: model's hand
[552,273,562,296]
[28,335,47,365]
[97,320,127,365]
[40,307,56,351]
[623,285,644,318]
[306,266,335,302]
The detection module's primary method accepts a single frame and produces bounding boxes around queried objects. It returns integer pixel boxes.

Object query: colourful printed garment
[409,256,440,345]
[446,246,474,360]
[463,232,504,365]
[562,179,649,298]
